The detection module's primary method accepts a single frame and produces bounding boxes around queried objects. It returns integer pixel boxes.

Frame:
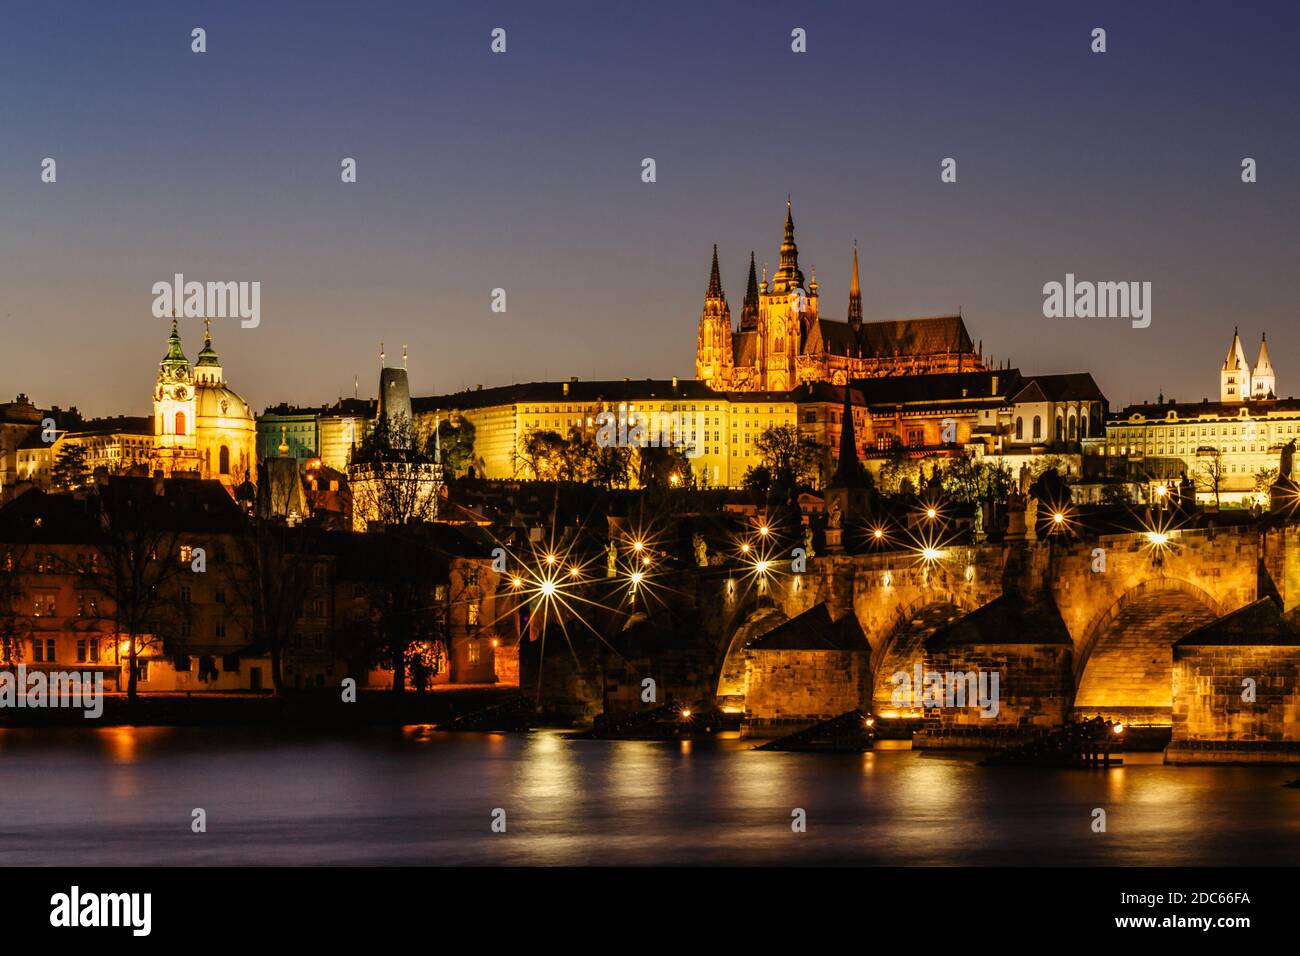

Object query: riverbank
[0,686,526,728]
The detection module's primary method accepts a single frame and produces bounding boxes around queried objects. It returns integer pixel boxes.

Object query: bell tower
[1252,332,1275,399]
[1220,327,1251,403]
[756,199,807,391]
[694,245,734,387]
[151,316,201,475]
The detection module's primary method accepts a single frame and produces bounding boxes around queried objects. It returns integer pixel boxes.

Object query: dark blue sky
[2,0,1297,416]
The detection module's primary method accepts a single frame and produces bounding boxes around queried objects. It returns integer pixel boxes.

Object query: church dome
[195,383,254,423]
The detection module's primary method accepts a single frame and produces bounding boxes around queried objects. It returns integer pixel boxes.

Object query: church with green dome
[150,318,257,490]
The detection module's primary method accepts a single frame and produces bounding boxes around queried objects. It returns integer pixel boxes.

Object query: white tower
[1252,332,1275,399]
[1220,327,1251,403]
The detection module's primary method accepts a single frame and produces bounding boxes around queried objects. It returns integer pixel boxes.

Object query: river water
[1,727,1297,865]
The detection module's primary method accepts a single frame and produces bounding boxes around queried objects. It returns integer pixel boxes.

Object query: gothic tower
[847,242,863,331]
[694,244,734,386]
[756,199,813,391]
[1220,327,1251,402]
[739,252,760,332]
[1252,332,1275,399]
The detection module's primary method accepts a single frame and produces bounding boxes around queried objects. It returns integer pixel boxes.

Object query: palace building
[695,200,986,392]
[1104,328,1294,504]
[151,318,257,490]
[415,378,798,489]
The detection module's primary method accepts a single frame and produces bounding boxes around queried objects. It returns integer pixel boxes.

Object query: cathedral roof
[733,330,759,367]
[815,314,976,359]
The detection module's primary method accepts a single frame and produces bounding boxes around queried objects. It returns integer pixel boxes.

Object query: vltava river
[1,727,1297,865]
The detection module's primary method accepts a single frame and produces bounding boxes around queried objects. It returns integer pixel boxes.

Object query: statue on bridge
[692,532,709,568]
[606,540,618,578]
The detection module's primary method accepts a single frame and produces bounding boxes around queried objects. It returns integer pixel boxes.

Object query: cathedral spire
[740,251,760,331]
[706,244,724,300]
[772,197,805,293]
[847,241,863,330]
[695,246,732,385]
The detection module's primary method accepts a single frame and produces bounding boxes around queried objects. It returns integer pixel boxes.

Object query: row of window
[30,638,103,663]
[1112,423,1299,438]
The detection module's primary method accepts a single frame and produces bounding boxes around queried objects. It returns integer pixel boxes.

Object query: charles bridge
[531,519,1300,763]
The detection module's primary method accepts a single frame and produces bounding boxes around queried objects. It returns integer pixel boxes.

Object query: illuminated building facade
[57,418,154,476]
[150,319,257,490]
[416,379,798,488]
[802,370,1108,483]
[1104,330,1294,505]
[696,201,986,392]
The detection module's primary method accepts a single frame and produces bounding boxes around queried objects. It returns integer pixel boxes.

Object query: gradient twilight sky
[1,1,1297,418]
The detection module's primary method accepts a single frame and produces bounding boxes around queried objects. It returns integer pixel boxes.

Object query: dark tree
[226,518,315,695]
[0,542,31,665]
[85,489,186,707]
[51,443,90,491]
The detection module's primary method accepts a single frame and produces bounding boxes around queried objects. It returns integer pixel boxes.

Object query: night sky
[1,0,1297,417]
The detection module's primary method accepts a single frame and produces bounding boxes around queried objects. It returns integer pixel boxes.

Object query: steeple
[1222,327,1245,370]
[1220,327,1252,402]
[195,317,224,385]
[740,251,760,331]
[695,245,733,386]
[830,384,866,488]
[1253,331,1276,399]
[706,244,724,300]
[771,197,805,293]
[847,241,863,330]
[158,314,191,384]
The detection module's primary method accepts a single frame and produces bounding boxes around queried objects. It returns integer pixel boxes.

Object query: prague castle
[151,317,257,488]
[696,200,985,392]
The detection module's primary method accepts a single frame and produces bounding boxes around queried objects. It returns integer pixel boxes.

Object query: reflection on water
[0,726,1297,866]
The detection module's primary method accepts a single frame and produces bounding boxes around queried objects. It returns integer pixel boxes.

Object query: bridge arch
[1072,577,1224,723]
[714,600,788,700]
[869,591,981,713]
